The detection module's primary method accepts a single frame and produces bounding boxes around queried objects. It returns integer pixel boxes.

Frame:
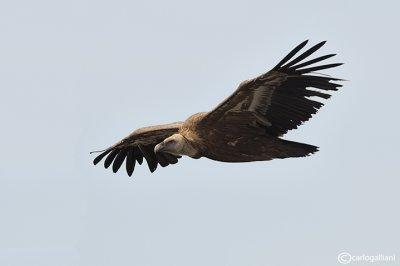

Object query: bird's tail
[275,139,319,159]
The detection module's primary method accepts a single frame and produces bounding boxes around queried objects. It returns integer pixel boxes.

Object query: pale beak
[154,142,166,153]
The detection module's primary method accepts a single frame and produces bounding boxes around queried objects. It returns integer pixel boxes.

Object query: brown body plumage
[92,40,343,176]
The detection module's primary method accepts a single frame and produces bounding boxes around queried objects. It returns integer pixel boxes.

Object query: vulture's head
[154,134,196,157]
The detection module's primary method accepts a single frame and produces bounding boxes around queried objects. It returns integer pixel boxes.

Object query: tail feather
[275,139,318,159]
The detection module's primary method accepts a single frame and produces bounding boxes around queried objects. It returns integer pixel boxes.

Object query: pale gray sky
[1,0,399,265]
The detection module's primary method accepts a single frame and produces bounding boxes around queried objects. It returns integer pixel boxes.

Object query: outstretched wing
[91,122,183,176]
[201,40,343,136]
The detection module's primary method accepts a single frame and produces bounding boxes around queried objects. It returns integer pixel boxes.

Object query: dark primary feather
[273,40,309,70]
[113,150,127,173]
[138,144,158,173]
[126,149,135,176]
[164,153,179,164]
[282,41,326,68]
[156,153,170,167]
[296,63,343,74]
[104,149,119,168]
[134,147,144,165]
[289,54,336,69]
[93,149,111,165]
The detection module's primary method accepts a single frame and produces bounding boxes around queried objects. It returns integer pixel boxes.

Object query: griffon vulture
[92,40,343,176]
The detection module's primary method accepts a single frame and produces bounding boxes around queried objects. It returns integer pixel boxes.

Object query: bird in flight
[92,40,343,176]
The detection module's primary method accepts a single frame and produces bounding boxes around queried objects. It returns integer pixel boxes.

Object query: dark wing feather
[104,149,119,168]
[92,122,183,176]
[113,150,127,173]
[273,40,309,69]
[281,41,326,68]
[201,41,343,136]
[296,63,343,74]
[138,144,158,173]
[133,146,143,165]
[290,54,336,69]
[93,150,110,165]
[163,153,180,164]
[126,148,135,177]
[155,153,170,167]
